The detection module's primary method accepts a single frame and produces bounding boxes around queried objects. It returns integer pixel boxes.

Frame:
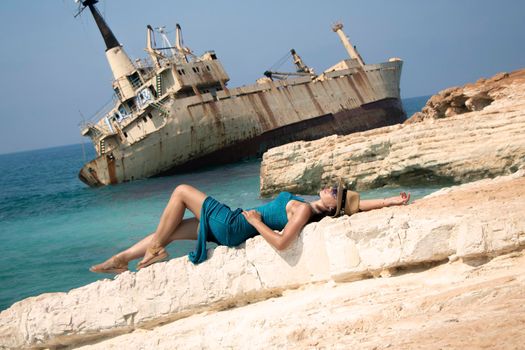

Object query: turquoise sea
[0,96,434,311]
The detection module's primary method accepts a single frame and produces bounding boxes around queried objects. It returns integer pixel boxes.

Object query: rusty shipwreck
[77,0,406,187]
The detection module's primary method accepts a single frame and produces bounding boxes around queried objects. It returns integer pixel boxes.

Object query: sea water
[0,96,435,311]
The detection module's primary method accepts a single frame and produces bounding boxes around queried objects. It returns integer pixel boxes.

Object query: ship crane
[291,49,315,75]
[264,48,316,80]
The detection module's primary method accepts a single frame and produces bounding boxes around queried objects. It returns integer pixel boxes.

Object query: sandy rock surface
[1,170,524,349]
[77,251,525,350]
[259,69,525,196]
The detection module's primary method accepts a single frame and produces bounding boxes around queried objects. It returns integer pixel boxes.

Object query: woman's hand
[242,210,262,225]
[242,202,311,251]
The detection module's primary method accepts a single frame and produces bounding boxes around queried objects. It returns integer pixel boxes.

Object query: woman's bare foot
[388,192,411,206]
[137,246,169,270]
[90,255,128,274]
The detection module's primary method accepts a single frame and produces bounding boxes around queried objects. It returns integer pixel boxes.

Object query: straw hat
[331,179,360,217]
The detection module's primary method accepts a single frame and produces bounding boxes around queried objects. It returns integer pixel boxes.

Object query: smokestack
[82,0,119,50]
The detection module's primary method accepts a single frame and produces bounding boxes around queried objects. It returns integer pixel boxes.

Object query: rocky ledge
[405,70,519,123]
[78,245,525,349]
[1,170,524,349]
[259,69,525,196]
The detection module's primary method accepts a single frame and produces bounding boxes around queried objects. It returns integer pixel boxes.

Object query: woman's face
[320,187,338,211]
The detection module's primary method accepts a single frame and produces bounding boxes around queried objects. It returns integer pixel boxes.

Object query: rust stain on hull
[280,86,301,118]
[257,93,279,130]
[304,84,324,115]
[206,101,227,145]
[354,68,374,92]
[346,75,365,104]
[247,93,270,130]
[120,156,126,181]
[106,155,118,185]
[78,161,102,187]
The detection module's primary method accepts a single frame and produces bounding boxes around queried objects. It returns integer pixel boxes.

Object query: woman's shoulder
[287,197,312,213]
[289,200,313,222]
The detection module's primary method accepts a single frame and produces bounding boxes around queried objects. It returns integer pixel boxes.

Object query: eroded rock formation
[77,250,525,350]
[1,170,524,349]
[405,70,520,123]
[260,69,525,196]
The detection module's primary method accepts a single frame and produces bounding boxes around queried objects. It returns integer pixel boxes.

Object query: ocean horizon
[0,96,435,311]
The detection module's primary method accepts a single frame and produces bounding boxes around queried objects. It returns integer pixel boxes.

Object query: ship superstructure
[77,0,405,186]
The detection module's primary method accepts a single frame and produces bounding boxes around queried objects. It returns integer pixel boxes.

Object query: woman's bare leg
[90,185,206,273]
[118,218,200,261]
[149,185,206,246]
[90,218,199,273]
[359,192,410,212]
[137,185,206,268]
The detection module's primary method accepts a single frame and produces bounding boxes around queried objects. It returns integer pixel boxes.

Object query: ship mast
[79,0,139,101]
[146,25,163,69]
[175,24,190,63]
[331,22,365,67]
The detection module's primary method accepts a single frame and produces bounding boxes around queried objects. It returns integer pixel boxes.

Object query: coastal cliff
[260,69,525,196]
[1,170,524,349]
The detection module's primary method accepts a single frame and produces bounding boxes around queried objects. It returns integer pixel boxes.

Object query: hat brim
[345,191,360,215]
[331,179,360,217]
[331,179,345,218]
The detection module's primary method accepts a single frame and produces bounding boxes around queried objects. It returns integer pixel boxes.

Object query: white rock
[78,251,525,350]
[1,171,524,349]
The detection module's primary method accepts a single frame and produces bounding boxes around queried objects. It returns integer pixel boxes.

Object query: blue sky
[0,0,524,154]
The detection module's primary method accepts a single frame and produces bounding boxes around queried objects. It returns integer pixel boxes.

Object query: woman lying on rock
[90,182,410,274]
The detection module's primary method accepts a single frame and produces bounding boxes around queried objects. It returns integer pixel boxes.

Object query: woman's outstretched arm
[242,203,311,251]
[359,192,410,211]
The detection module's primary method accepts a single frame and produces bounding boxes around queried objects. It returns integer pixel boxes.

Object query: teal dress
[188,192,305,264]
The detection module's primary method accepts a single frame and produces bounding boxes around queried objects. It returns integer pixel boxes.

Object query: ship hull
[157,97,404,174]
[79,60,405,187]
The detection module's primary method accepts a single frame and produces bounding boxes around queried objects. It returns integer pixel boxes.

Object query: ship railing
[79,94,119,133]
[79,79,171,135]
[134,57,158,82]
[79,121,107,137]
[135,56,176,82]
[115,105,140,129]
[149,99,170,117]
[134,57,153,70]
[115,97,169,129]
[79,119,117,138]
